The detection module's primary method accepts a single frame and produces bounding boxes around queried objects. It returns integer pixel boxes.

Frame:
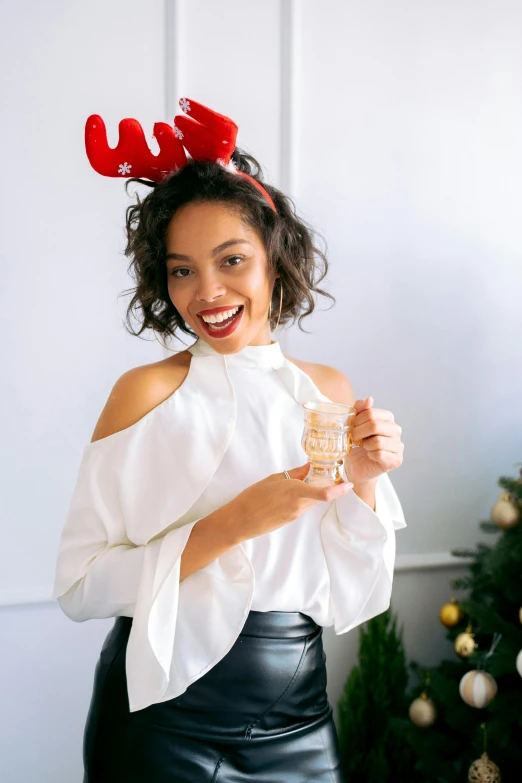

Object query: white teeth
[202,306,243,330]
[201,306,240,323]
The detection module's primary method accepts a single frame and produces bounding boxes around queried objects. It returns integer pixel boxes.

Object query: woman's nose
[195,277,228,302]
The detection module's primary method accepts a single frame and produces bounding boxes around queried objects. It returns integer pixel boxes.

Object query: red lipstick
[197,305,244,339]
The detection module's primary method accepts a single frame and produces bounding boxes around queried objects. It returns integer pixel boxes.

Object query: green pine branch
[479,520,502,534]
[337,607,421,781]
[498,475,522,501]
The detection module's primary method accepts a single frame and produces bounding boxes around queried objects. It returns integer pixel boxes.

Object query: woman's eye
[224,255,244,267]
[169,255,244,278]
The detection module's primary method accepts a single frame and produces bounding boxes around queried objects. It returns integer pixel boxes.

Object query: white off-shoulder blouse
[52,337,407,713]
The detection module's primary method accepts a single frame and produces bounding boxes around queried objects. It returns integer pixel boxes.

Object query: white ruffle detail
[320,472,404,635]
[126,523,255,712]
[52,352,254,712]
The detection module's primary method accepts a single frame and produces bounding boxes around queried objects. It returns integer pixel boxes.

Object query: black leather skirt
[83,610,346,782]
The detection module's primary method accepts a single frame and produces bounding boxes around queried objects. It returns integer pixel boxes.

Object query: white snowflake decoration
[179,98,191,113]
[118,162,132,175]
[174,126,184,140]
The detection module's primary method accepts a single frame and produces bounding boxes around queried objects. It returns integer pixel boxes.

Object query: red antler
[174,97,238,164]
[175,98,277,211]
[84,99,277,211]
[85,115,187,182]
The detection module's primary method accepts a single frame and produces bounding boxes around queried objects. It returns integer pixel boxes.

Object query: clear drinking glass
[301,401,359,487]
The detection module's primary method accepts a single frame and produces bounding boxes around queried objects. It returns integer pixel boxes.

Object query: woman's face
[165,201,277,350]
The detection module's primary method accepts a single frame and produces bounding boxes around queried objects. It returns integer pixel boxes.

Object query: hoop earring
[268,280,283,332]
[151,325,174,352]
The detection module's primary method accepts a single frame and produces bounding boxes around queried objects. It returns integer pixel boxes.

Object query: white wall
[288,0,522,558]
[1,1,521,781]
[1,0,167,605]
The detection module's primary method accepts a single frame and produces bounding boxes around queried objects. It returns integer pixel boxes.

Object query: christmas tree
[397,465,522,783]
[337,607,421,781]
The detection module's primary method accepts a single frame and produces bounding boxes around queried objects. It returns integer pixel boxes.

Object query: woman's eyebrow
[166,238,253,262]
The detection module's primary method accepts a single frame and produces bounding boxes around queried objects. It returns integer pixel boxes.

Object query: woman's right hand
[228,462,355,543]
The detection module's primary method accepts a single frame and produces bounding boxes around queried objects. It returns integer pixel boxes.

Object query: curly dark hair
[120,148,335,344]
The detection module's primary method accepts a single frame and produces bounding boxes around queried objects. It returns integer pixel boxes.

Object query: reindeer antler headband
[84,97,277,213]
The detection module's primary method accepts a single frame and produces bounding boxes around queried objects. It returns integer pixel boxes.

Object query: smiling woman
[122,150,335,347]
[52,97,406,783]
[163,201,279,346]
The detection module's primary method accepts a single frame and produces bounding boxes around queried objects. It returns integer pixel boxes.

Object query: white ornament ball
[459,670,497,708]
[516,649,522,678]
[408,695,437,727]
[491,494,520,529]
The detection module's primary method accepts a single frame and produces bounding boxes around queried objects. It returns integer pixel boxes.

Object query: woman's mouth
[198,305,244,339]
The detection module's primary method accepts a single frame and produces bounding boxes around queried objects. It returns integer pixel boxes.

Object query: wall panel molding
[394,551,471,572]
[0,551,471,608]
[165,0,184,122]
[279,0,301,196]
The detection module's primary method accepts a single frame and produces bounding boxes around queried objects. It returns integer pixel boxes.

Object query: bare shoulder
[284,353,355,407]
[90,349,193,443]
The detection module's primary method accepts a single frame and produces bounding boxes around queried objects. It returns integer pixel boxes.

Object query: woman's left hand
[344,397,404,485]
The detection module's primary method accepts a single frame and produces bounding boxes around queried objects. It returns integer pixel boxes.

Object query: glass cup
[301,401,360,486]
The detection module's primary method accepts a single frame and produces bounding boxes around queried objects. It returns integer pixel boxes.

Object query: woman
[52,98,406,782]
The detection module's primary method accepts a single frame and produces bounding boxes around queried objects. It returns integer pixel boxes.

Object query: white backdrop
[1,1,522,780]
[291,0,522,558]
[2,0,521,606]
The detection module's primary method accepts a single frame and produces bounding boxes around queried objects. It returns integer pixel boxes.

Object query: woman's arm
[54,502,244,621]
[179,500,243,581]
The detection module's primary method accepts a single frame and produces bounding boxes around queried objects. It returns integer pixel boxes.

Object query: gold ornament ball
[516,649,522,678]
[468,751,501,782]
[459,670,497,709]
[440,599,463,628]
[455,631,477,657]
[490,493,520,530]
[408,694,437,727]
[519,606,522,624]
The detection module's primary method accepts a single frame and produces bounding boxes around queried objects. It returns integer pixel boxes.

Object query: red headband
[85,97,277,212]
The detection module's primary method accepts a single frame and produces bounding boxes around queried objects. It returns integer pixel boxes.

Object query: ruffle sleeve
[51,354,255,713]
[320,471,406,635]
